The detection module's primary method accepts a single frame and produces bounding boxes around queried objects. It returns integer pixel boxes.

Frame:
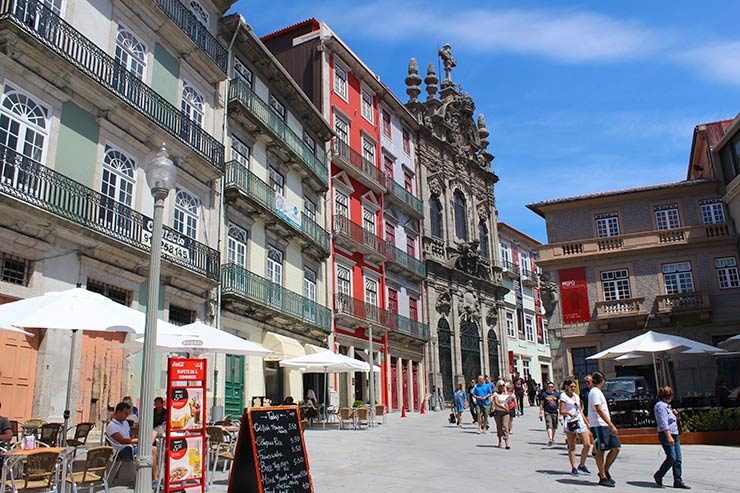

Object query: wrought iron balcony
[385,177,423,218]
[153,0,227,73]
[224,161,330,256]
[502,260,520,278]
[330,139,386,192]
[389,313,429,341]
[0,0,224,171]
[521,268,537,286]
[333,293,389,328]
[228,79,328,188]
[332,215,385,262]
[221,263,331,333]
[656,291,711,321]
[385,242,425,280]
[0,145,220,281]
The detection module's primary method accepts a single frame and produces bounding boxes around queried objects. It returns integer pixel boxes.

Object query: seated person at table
[1,402,13,467]
[283,396,295,405]
[303,391,319,420]
[107,401,158,483]
[153,397,167,430]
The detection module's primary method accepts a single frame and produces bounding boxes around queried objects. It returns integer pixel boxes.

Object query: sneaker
[605,472,613,481]
[571,468,579,477]
[673,482,691,490]
[477,430,481,434]
[578,465,591,474]
[505,446,510,450]
[547,440,553,446]
[653,473,663,488]
[598,478,614,488]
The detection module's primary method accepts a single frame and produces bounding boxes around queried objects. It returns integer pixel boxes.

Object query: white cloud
[675,41,740,86]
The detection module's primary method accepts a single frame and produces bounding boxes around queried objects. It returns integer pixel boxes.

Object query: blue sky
[233,0,740,242]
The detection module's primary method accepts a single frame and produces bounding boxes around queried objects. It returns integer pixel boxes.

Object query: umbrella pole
[652,352,660,389]
[63,329,78,446]
[324,366,328,429]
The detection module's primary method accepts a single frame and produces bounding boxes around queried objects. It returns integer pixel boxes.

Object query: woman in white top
[492,381,512,449]
[559,378,592,476]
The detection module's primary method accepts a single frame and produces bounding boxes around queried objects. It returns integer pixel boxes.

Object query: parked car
[603,376,653,402]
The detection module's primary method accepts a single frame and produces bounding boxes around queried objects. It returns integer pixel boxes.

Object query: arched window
[0,87,50,163]
[114,26,146,80]
[487,329,500,380]
[429,195,443,238]
[454,190,468,240]
[227,224,248,268]
[174,189,199,239]
[101,146,136,206]
[181,83,204,127]
[478,220,489,259]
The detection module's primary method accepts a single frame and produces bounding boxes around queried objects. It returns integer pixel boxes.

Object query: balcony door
[266,245,283,307]
[99,145,136,234]
[303,267,317,322]
[364,277,379,323]
[113,27,146,102]
[336,264,352,314]
[227,224,248,268]
[231,137,250,168]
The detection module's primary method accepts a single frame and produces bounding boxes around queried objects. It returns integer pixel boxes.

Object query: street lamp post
[136,144,177,493]
[367,324,374,428]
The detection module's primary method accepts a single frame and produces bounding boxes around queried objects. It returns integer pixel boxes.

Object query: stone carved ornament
[453,240,489,279]
[435,290,451,315]
[539,272,559,317]
[457,288,480,324]
[485,305,498,328]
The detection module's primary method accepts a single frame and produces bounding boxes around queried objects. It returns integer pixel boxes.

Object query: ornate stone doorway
[437,318,453,397]
[487,329,500,380]
[460,318,481,384]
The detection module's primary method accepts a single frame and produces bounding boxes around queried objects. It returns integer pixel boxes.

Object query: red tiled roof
[260,18,320,42]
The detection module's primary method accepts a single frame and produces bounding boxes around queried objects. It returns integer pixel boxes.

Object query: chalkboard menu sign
[228,406,313,493]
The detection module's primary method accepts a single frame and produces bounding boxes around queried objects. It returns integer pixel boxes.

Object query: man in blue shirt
[472,375,492,434]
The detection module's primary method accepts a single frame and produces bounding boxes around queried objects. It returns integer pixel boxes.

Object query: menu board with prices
[228,406,313,493]
[166,357,207,493]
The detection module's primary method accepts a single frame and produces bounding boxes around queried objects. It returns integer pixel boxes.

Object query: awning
[262,332,305,361]
[304,344,326,355]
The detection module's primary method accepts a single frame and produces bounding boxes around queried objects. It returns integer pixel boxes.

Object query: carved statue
[435,290,451,315]
[539,272,559,317]
[485,305,499,327]
[457,289,480,324]
[453,240,489,279]
[438,44,456,81]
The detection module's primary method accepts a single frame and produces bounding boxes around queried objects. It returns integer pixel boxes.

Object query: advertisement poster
[166,358,207,493]
[275,193,302,229]
[534,288,544,344]
[559,267,591,324]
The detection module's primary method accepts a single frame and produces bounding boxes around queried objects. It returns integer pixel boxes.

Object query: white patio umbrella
[126,321,272,356]
[719,334,740,352]
[588,330,725,387]
[0,287,175,437]
[0,324,33,336]
[280,350,380,427]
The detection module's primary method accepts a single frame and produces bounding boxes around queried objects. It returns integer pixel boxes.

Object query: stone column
[347,345,355,406]
[396,356,403,412]
[406,359,414,411]
[449,291,463,385]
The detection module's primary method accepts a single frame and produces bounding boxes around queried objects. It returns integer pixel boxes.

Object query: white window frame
[269,166,284,195]
[227,224,248,268]
[505,311,516,338]
[524,316,535,342]
[234,59,253,89]
[304,196,317,222]
[336,264,352,297]
[302,130,316,155]
[266,244,283,286]
[362,206,376,234]
[0,84,50,166]
[364,276,379,307]
[361,87,374,123]
[654,204,681,230]
[101,144,136,207]
[500,242,512,264]
[701,199,725,224]
[334,62,348,100]
[269,94,285,121]
[362,137,375,166]
[543,325,550,345]
[382,110,392,138]
[595,212,620,238]
[114,25,147,81]
[716,257,740,289]
[231,137,250,167]
[662,262,694,294]
[600,269,631,301]
[334,114,349,145]
[181,82,204,127]
[173,188,199,239]
[304,267,317,302]
[334,189,349,218]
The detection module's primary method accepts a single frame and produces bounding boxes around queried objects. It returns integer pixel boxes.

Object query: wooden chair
[205,426,229,486]
[375,404,387,425]
[66,446,114,493]
[338,408,355,430]
[355,407,371,429]
[5,449,60,492]
[66,422,94,456]
[37,423,62,447]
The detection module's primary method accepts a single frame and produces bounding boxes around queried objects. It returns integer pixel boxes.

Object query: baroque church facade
[404,47,510,398]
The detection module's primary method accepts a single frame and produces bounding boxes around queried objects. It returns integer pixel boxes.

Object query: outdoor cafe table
[0,446,73,493]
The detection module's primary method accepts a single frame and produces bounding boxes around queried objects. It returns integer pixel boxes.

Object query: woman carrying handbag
[560,378,592,476]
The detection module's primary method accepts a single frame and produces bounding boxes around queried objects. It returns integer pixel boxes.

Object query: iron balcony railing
[221,263,331,332]
[503,260,520,275]
[334,293,389,326]
[0,145,220,280]
[390,313,429,341]
[331,139,385,187]
[228,79,328,186]
[333,215,385,256]
[224,161,330,254]
[0,0,224,170]
[385,242,425,278]
[154,0,228,73]
[385,177,423,216]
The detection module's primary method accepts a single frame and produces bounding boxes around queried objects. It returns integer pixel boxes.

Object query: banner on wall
[559,267,591,324]
[166,358,207,493]
[534,288,544,344]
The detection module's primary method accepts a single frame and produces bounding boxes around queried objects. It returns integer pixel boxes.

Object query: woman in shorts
[560,378,592,476]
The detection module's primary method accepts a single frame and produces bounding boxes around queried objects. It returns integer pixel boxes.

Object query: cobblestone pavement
[109,405,739,492]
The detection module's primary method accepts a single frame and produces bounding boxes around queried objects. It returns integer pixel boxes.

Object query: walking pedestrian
[513,372,526,415]
[472,375,492,434]
[527,374,537,407]
[580,375,594,418]
[467,379,478,424]
[588,372,620,488]
[505,382,517,434]
[653,386,690,489]
[560,378,591,476]
[453,383,466,427]
[539,381,560,446]
[492,381,511,449]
